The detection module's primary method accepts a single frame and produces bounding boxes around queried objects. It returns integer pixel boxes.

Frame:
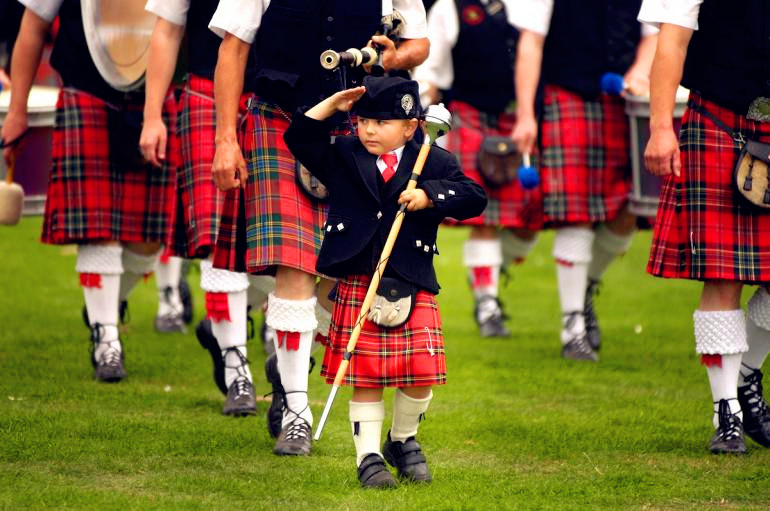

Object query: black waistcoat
[450,0,517,113]
[49,0,143,104]
[542,0,641,98]
[682,0,770,114]
[252,0,381,111]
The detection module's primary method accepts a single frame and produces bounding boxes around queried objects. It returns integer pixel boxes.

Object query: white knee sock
[743,288,770,381]
[266,293,317,428]
[154,254,183,317]
[350,400,385,466]
[694,309,749,426]
[463,239,503,299]
[587,224,634,282]
[390,389,432,442]
[553,228,595,343]
[77,244,123,358]
[501,230,538,266]
[200,258,251,386]
[120,249,158,303]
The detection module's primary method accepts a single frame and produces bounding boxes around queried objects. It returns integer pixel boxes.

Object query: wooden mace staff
[314,103,452,441]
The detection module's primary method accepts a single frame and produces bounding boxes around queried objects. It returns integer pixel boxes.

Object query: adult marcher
[141,0,276,417]
[414,0,541,338]
[208,0,430,455]
[1,0,174,382]
[511,0,657,361]
[640,0,770,454]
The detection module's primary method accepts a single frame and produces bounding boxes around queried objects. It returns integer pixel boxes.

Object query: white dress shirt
[413,0,518,90]
[375,145,405,174]
[509,0,657,37]
[18,0,63,23]
[209,0,427,44]
[145,0,190,27]
[637,0,703,30]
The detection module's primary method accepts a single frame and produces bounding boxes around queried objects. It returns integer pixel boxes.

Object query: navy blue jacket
[284,112,487,294]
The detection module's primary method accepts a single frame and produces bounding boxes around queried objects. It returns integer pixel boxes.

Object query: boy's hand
[398,188,433,211]
[330,86,366,112]
[305,86,366,120]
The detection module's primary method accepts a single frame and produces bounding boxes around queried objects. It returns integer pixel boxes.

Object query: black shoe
[82,300,129,329]
[584,279,601,351]
[273,417,312,456]
[561,335,599,362]
[737,367,770,448]
[155,313,186,333]
[90,323,126,383]
[179,276,194,325]
[195,319,227,395]
[382,432,432,483]
[223,376,257,416]
[358,453,397,488]
[709,399,747,454]
[265,353,285,438]
[474,295,511,338]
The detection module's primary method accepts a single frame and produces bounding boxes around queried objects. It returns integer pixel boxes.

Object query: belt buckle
[747,97,770,122]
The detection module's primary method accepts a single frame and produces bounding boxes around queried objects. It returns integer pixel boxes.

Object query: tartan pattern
[539,85,631,224]
[213,99,346,275]
[445,101,544,230]
[169,76,251,258]
[41,88,175,244]
[320,274,447,388]
[648,93,770,283]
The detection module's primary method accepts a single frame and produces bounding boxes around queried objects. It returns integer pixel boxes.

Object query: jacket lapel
[382,140,419,203]
[352,147,381,202]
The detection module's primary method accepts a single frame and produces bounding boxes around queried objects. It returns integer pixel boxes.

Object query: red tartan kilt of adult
[445,100,543,230]
[321,274,447,388]
[41,88,175,244]
[648,93,770,283]
[213,98,342,275]
[168,75,251,258]
[539,85,631,224]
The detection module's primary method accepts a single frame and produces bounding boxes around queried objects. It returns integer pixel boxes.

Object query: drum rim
[80,0,152,92]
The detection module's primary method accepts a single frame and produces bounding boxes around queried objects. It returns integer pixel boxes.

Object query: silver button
[377,211,382,219]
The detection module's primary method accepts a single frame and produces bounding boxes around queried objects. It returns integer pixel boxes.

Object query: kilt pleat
[539,85,631,224]
[445,100,544,230]
[321,274,447,388]
[647,93,770,283]
[169,75,250,258]
[41,88,175,244]
[213,98,334,275]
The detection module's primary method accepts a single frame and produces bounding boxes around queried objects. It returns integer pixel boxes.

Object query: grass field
[1,217,769,510]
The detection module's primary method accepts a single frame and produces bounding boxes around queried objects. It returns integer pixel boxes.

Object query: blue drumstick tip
[518,165,539,189]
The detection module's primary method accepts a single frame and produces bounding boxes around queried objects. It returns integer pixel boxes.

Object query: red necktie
[380,152,398,182]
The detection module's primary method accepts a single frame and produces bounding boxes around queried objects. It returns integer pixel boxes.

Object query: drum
[625,87,690,218]
[81,0,155,91]
[0,86,59,215]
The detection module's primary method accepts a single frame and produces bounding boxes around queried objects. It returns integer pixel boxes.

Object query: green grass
[1,217,769,510]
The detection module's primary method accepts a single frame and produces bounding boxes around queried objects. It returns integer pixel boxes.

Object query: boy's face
[357,117,419,156]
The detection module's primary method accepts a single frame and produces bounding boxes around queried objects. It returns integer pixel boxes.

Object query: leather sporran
[477,136,521,187]
[367,277,417,328]
[295,161,329,202]
[734,140,770,209]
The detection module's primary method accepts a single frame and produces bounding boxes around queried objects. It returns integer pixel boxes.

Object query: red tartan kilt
[213,99,336,275]
[539,85,631,224]
[169,75,251,258]
[321,274,447,388]
[41,88,175,244]
[647,93,770,283]
[445,101,543,230]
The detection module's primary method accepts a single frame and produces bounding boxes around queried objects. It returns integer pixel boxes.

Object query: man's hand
[1,109,28,166]
[644,127,680,177]
[511,113,538,155]
[139,117,168,168]
[398,188,432,211]
[212,138,247,191]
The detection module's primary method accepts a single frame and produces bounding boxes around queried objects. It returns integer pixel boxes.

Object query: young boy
[284,76,487,487]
